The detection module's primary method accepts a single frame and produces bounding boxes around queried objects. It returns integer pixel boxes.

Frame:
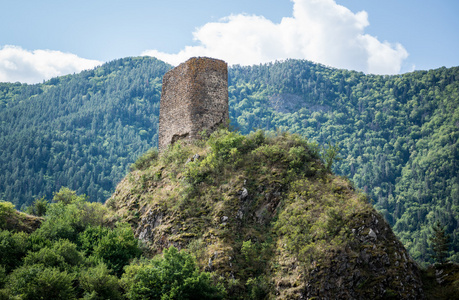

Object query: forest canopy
[0,57,457,265]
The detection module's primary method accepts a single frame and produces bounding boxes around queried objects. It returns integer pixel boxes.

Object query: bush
[77,225,110,254]
[6,264,76,299]
[122,246,226,300]
[78,263,122,300]
[32,194,108,243]
[246,276,270,300]
[92,223,142,276]
[0,201,15,228]
[0,230,29,272]
[0,266,6,289]
[208,129,246,159]
[23,239,84,271]
[52,187,87,205]
[25,197,48,217]
[130,148,159,171]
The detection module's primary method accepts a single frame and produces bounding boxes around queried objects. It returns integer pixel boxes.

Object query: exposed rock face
[301,211,424,299]
[158,57,228,150]
[107,130,425,299]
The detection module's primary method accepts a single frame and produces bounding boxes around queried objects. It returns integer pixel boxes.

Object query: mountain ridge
[0,56,457,265]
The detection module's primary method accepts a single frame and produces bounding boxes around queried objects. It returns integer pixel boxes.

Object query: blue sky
[1,0,458,83]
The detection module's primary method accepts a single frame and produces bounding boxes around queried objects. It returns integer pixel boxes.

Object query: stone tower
[158,57,229,150]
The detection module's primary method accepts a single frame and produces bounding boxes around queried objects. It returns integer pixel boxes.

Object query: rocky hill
[1,57,456,265]
[107,129,425,299]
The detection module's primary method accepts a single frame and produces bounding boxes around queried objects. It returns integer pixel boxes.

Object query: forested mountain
[0,57,457,265]
[0,57,171,206]
[227,61,458,265]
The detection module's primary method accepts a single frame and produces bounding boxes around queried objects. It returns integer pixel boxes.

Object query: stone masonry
[158,57,229,150]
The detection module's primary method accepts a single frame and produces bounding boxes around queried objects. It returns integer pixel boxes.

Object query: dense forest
[0,57,170,206]
[0,57,457,265]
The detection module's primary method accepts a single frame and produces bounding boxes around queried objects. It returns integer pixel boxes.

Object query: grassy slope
[107,129,425,299]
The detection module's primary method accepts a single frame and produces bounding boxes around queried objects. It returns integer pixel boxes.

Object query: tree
[429,221,450,264]
[78,263,122,300]
[52,187,86,205]
[92,223,142,276]
[121,246,226,300]
[6,264,76,300]
[26,197,48,216]
[321,142,342,172]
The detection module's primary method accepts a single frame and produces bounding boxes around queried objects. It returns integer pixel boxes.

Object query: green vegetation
[0,188,222,299]
[227,62,459,265]
[121,246,225,300]
[421,263,459,300]
[430,221,451,264]
[107,128,427,299]
[0,57,457,266]
[0,129,456,298]
[0,57,171,207]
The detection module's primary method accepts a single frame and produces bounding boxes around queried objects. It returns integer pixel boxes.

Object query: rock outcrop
[107,129,425,299]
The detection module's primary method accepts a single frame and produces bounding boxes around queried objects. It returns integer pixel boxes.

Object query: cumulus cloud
[143,0,408,74]
[0,45,102,84]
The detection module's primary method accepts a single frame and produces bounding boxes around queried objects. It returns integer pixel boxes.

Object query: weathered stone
[159,57,228,150]
[368,228,377,239]
[240,188,248,200]
[185,153,201,164]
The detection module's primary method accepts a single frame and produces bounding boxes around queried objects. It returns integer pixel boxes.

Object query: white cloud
[143,0,408,74]
[0,45,102,84]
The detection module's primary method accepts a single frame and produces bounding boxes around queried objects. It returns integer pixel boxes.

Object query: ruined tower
[158,57,229,150]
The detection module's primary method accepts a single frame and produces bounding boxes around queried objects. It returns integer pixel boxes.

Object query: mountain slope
[0,57,171,206]
[107,129,425,299]
[0,58,457,265]
[227,62,459,265]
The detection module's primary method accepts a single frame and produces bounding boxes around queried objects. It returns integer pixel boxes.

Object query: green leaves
[429,221,451,264]
[321,142,342,173]
[0,189,143,299]
[0,201,15,229]
[6,264,76,300]
[79,263,122,300]
[130,148,159,171]
[122,246,226,300]
[91,224,142,276]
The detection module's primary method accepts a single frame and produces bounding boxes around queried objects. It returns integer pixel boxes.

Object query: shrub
[78,225,110,254]
[25,197,48,217]
[32,194,108,243]
[0,201,15,228]
[0,266,6,289]
[52,187,87,205]
[6,264,76,300]
[92,223,141,276]
[160,142,192,165]
[78,263,122,300]
[0,230,29,272]
[23,239,84,271]
[122,246,226,300]
[208,129,246,159]
[246,276,270,300]
[130,148,159,171]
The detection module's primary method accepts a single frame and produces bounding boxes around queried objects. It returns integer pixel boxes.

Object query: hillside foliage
[0,188,222,299]
[106,129,428,299]
[0,57,457,265]
[0,57,170,207]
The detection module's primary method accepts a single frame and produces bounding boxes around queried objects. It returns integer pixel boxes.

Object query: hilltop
[0,57,457,265]
[106,128,425,299]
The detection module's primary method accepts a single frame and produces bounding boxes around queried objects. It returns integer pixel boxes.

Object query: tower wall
[158,57,228,150]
